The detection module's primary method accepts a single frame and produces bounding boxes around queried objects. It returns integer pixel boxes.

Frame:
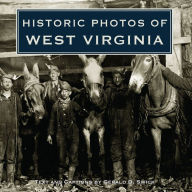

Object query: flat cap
[60,81,71,91]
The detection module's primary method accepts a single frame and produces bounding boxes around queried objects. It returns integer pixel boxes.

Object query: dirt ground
[0,177,192,192]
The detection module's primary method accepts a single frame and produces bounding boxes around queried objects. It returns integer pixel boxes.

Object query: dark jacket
[162,68,192,91]
[105,81,139,129]
[48,99,87,136]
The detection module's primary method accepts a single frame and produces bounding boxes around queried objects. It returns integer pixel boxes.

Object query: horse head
[23,63,45,124]
[78,55,106,104]
[129,55,160,94]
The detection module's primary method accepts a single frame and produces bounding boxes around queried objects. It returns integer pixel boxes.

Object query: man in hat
[43,65,62,112]
[47,81,87,190]
[42,64,63,176]
[105,69,139,189]
[0,74,22,187]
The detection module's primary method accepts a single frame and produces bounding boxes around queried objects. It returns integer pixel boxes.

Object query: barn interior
[0,0,192,191]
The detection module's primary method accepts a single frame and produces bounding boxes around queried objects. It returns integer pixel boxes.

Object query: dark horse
[76,55,107,178]
[129,55,178,182]
[22,63,46,177]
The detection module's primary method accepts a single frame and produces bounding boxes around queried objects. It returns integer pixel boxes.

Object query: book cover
[0,1,192,192]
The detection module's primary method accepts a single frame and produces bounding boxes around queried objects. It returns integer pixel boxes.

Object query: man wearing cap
[105,69,139,189]
[42,64,63,176]
[47,81,87,190]
[0,74,22,187]
[43,65,63,113]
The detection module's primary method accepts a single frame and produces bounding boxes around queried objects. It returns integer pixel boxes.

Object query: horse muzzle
[33,105,45,121]
[129,74,144,94]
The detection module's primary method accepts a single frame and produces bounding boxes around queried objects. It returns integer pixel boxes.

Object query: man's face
[113,73,123,86]
[49,71,60,81]
[1,78,13,91]
[60,89,71,100]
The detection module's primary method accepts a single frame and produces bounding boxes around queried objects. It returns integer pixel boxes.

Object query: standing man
[105,69,139,189]
[43,64,63,113]
[0,74,22,187]
[40,64,62,178]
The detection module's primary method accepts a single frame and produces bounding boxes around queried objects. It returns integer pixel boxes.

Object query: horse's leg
[83,128,92,178]
[33,134,39,177]
[98,127,106,179]
[151,128,161,183]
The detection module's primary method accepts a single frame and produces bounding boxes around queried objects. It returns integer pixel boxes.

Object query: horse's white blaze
[84,59,103,84]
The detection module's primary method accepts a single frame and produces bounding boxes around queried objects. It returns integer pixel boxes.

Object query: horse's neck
[147,66,165,108]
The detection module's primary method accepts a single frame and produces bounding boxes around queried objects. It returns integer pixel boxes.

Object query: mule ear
[0,67,6,76]
[45,63,51,70]
[32,63,39,79]
[23,63,30,80]
[97,55,106,65]
[131,58,136,69]
[78,55,87,66]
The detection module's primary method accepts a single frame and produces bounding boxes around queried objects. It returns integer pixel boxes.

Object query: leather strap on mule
[142,81,178,117]
[141,55,178,117]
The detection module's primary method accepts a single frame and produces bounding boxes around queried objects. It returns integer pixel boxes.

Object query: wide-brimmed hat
[2,74,15,80]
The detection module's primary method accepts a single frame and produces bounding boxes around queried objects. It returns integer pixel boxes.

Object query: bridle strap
[24,83,45,114]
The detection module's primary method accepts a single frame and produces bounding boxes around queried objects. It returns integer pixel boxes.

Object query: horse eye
[146,58,151,62]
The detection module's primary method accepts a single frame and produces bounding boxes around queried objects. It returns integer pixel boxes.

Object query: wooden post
[166,8,191,76]
[165,8,191,166]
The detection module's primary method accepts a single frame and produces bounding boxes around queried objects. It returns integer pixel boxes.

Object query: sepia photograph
[0,0,192,192]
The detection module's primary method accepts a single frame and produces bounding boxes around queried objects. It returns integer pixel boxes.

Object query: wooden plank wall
[166,8,182,76]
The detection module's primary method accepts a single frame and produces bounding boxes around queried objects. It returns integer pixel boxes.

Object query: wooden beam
[12,66,132,76]
[173,36,191,45]
[0,1,101,15]
[0,52,42,58]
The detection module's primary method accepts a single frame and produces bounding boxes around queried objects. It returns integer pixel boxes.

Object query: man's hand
[47,135,53,145]
[159,64,166,71]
